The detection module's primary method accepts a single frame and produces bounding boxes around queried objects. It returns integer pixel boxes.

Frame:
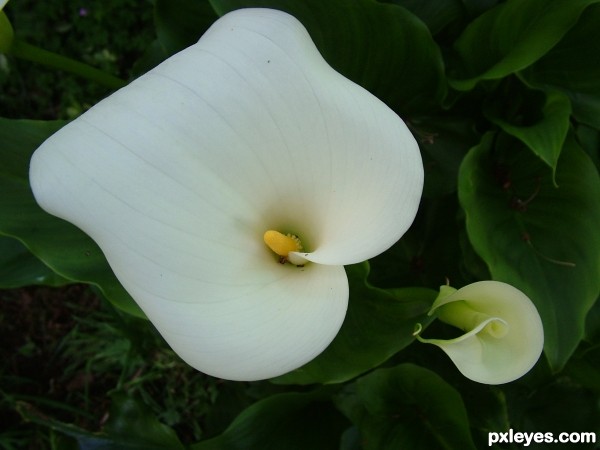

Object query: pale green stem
[10,39,126,90]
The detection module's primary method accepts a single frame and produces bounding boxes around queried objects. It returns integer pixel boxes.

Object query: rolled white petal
[423,281,544,385]
[29,8,421,380]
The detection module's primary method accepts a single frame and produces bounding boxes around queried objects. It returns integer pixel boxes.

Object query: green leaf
[0,10,14,54]
[209,0,446,116]
[382,0,464,36]
[272,262,436,385]
[564,342,600,394]
[0,235,69,288]
[485,82,572,181]
[448,0,600,91]
[460,0,501,17]
[458,132,600,370]
[410,114,478,198]
[584,296,600,343]
[16,394,185,450]
[522,3,600,130]
[461,385,510,443]
[154,0,218,56]
[369,196,474,290]
[0,118,144,317]
[576,124,600,173]
[508,377,600,444]
[191,389,349,450]
[336,364,477,450]
[130,39,170,76]
[103,392,185,450]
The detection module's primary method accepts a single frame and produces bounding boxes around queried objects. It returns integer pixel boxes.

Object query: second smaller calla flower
[414,281,544,384]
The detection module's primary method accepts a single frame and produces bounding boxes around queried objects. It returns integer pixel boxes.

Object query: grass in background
[0,284,266,448]
[1,0,155,119]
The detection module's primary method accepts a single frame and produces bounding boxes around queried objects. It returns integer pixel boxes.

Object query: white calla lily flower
[29,8,423,381]
[414,282,544,384]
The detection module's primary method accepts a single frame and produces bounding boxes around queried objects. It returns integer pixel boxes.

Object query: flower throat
[263,230,306,266]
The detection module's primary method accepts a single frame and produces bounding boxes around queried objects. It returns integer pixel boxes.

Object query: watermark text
[488,429,596,447]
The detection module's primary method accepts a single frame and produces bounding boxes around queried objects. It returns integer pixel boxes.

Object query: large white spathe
[415,282,544,384]
[29,8,423,380]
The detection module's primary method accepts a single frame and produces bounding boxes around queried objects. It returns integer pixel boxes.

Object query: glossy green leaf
[191,390,348,450]
[336,364,477,450]
[0,235,69,288]
[449,0,599,91]
[154,0,218,55]
[208,0,446,116]
[0,118,143,317]
[522,3,600,130]
[458,132,600,370]
[485,84,572,180]
[272,263,436,385]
